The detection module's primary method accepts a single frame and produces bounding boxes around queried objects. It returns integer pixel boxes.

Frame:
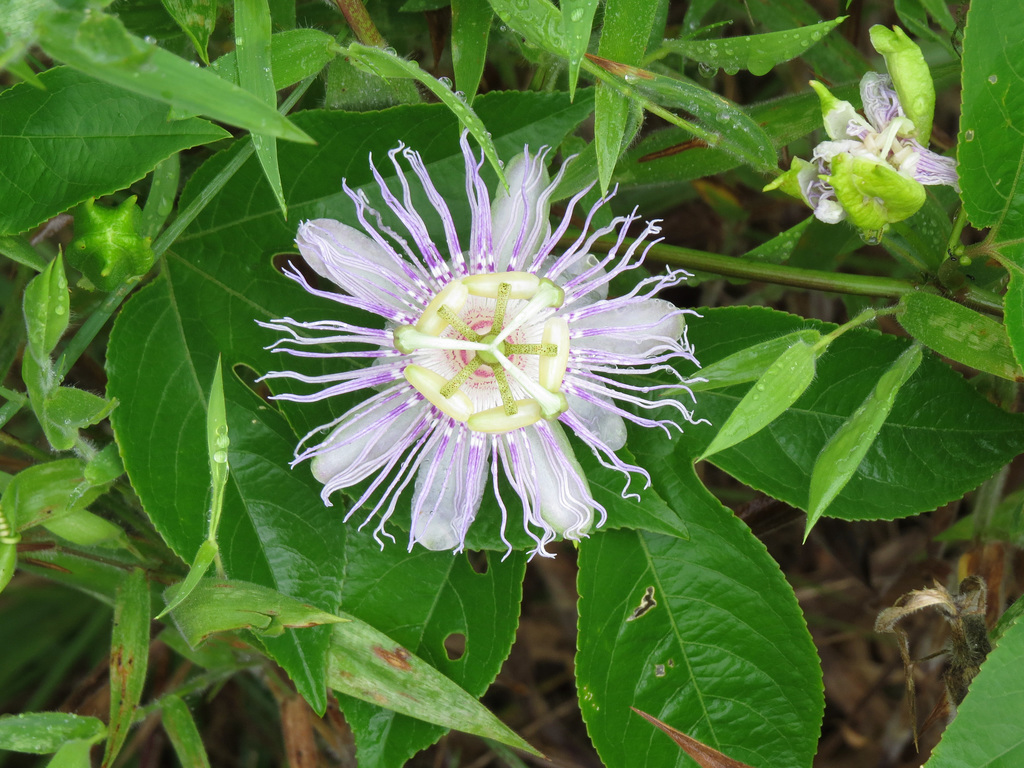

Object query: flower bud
[827,153,926,232]
[69,197,154,291]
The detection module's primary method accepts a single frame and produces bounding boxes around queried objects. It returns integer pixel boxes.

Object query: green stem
[812,306,899,352]
[333,0,384,47]
[582,235,1005,314]
[946,205,969,256]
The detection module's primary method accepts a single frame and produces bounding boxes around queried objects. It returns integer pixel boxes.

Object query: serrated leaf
[806,344,922,532]
[957,0,1024,366]
[577,459,822,768]
[327,618,538,756]
[897,292,1022,381]
[663,17,847,76]
[103,568,150,768]
[0,67,228,237]
[167,578,346,647]
[36,11,312,145]
[687,307,1024,521]
[40,387,118,451]
[925,614,1024,767]
[0,713,106,754]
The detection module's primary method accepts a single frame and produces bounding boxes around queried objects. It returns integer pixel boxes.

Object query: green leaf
[157,540,219,619]
[43,508,129,549]
[592,60,779,174]
[699,339,818,460]
[161,0,217,63]
[36,11,312,145]
[45,739,94,768]
[561,0,598,99]
[332,548,527,767]
[0,541,16,594]
[897,292,1023,381]
[209,29,338,91]
[688,329,821,392]
[327,618,539,756]
[488,0,564,55]
[343,43,508,189]
[688,307,1024,521]
[2,458,106,533]
[806,344,922,532]
[452,0,492,103]
[103,568,150,768]
[234,0,286,217]
[664,17,847,76]
[0,712,106,754]
[957,0,1024,365]
[577,460,822,768]
[161,695,212,768]
[22,254,68,363]
[0,67,228,237]
[925,613,1024,767]
[593,0,660,190]
[167,578,346,647]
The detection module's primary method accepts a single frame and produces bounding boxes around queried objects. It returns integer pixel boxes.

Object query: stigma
[393,272,570,432]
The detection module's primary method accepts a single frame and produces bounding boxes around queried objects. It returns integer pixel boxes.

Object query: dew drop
[53,305,66,315]
[439,76,453,89]
[988,74,998,84]
[964,129,975,141]
[570,7,583,21]
[698,61,717,78]
[384,46,397,56]
[859,229,883,245]
[654,664,666,677]
[213,450,228,464]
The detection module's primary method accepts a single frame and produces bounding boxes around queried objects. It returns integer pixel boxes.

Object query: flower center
[393,271,571,433]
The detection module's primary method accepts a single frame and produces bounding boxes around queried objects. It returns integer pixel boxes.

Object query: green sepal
[808,80,859,140]
[827,153,926,232]
[69,197,154,291]
[869,25,935,144]
[763,158,814,202]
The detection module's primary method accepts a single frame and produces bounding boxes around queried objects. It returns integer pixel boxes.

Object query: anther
[538,317,570,392]
[416,281,469,335]
[404,364,474,422]
[467,400,543,433]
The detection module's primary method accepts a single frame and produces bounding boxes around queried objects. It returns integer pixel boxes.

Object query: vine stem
[580,233,1005,314]
[332,0,384,47]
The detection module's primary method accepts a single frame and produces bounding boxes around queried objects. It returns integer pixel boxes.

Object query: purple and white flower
[260,133,701,557]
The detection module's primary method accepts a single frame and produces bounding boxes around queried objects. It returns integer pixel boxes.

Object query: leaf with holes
[577,458,822,768]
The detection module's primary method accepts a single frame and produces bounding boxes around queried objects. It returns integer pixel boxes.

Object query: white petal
[297,219,418,313]
[490,153,552,272]
[522,423,594,539]
[566,392,627,450]
[572,298,685,357]
[311,398,428,487]
[411,430,487,551]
